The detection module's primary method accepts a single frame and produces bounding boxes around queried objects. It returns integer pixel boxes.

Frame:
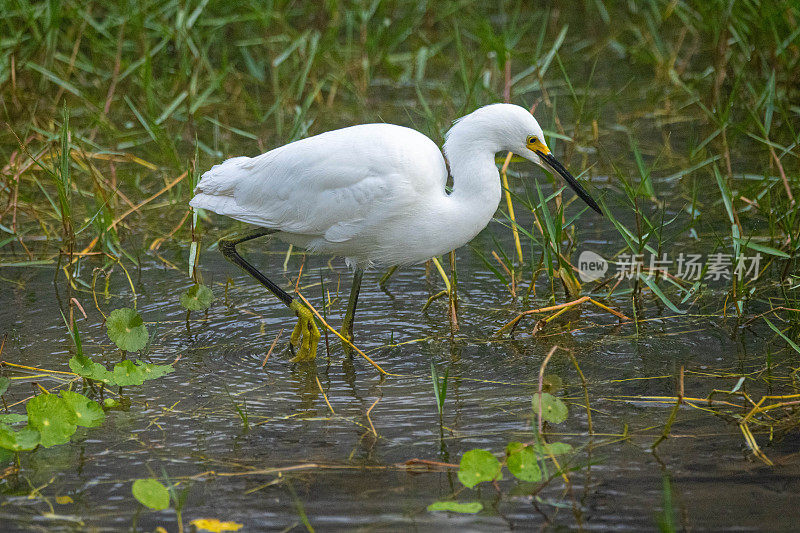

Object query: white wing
[190,123,447,245]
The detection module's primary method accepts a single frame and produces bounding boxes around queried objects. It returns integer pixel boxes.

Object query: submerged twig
[262,328,284,367]
[537,345,560,435]
[315,376,335,415]
[769,144,795,207]
[496,296,630,336]
[365,396,380,437]
[653,367,684,450]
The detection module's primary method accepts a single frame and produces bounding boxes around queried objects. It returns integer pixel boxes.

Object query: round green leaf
[69,355,112,383]
[541,374,563,392]
[103,398,122,409]
[532,392,568,424]
[132,478,170,510]
[60,390,105,428]
[180,284,214,311]
[26,394,77,447]
[0,413,28,425]
[106,360,173,387]
[457,449,502,489]
[110,360,146,386]
[505,441,525,454]
[505,443,541,482]
[532,441,573,456]
[106,308,149,352]
[69,354,93,376]
[0,424,40,451]
[138,362,174,381]
[0,447,14,463]
[427,501,483,513]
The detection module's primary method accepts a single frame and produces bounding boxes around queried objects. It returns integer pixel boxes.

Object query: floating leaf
[104,398,121,409]
[532,393,568,424]
[60,390,105,428]
[138,361,174,381]
[132,478,170,510]
[505,442,542,482]
[72,359,166,388]
[26,394,77,447]
[0,376,9,396]
[111,360,147,386]
[506,441,525,455]
[180,284,215,311]
[56,495,74,504]
[190,518,244,532]
[0,424,40,451]
[541,374,563,392]
[0,449,13,464]
[106,360,173,387]
[427,501,483,513]
[106,308,149,352]
[457,449,502,488]
[68,354,97,376]
[0,413,28,425]
[532,441,573,456]
[69,355,112,383]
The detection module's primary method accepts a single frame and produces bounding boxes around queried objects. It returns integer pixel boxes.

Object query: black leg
[219,228,293,306]
[341,268,364,352]
[378,265,398,291]
[219,228,320,361]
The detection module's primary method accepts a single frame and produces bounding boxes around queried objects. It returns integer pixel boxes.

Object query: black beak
[537,151,602,215]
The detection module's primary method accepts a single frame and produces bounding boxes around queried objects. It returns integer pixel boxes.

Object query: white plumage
[190,103,602,360]
[191,103,602,269]
[191,123,447,267]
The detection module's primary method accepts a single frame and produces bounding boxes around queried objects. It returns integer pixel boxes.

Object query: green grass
[1,4,800,528]
[1,0,799,423]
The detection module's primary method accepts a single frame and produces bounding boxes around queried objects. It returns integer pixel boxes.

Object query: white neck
[427,128,503,254]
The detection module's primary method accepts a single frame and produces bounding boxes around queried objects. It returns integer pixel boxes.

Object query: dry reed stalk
[496,296,630,336]
[262,328,284,367]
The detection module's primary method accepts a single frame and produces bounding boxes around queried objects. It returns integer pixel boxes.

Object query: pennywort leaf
[505,442,542,482]
[26,394,77,447]
[427,501,483,513]
[132,478,170,510]
[60,390,105,428]
[180,284,214,311]
[107,308,149,352]
[458,449,502,488]
[532,392,568,424]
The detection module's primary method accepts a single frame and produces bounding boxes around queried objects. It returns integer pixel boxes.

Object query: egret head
[449,103,602,215]
[504,105,602,215]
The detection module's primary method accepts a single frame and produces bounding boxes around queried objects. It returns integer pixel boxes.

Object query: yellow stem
[430,257,451,293]
[315,376,335,415]
[500,152,524,264]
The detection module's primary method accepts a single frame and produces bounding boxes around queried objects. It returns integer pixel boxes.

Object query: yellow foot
[289,300,321,362]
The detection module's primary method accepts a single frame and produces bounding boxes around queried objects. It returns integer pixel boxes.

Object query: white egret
[190,103,602,361]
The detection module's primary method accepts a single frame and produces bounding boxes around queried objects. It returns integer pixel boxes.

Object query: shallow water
[3,222,799,531]
[2,3,799,529]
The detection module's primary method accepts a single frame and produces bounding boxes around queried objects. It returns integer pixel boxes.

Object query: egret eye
[527,135,537,145]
